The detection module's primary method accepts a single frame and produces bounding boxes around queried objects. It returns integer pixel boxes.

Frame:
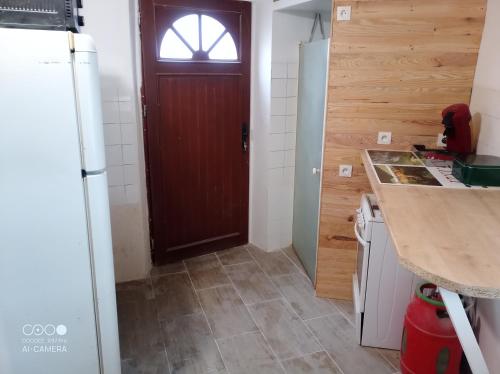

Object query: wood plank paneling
[316,0,486,299]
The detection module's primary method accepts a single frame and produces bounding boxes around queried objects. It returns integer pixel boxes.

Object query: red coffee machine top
[441,103,472,154]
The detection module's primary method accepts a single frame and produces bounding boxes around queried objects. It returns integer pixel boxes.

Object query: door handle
[312,167,321,175]
[354,221,368,246]
[242,122,248,152]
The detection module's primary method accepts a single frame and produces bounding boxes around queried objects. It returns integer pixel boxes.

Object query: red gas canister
[401,284,462,374]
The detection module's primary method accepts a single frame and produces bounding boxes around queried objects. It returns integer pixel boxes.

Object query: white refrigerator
[0,28,120,373]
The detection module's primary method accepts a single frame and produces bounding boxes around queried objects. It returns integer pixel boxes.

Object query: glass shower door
[292,38,329,283]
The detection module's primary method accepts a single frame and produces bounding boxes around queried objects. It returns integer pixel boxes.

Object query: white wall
[249,0,273,250]
[469,0,500,371]
[81,1,151,283]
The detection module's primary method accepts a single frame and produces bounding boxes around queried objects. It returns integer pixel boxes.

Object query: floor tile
[118,299,164,358]
[377,348,401,371]
[162,313,224,374]
[152,272,201,321]
[249,299,321,360]
[217,332,285,374]
[330,299,355,325]
[116,279,154,304]
[185,253,230,290]
[272,273,334,320]
[121,350,169,374]
[225,261,281,305]
[281,351,341,374]
[281,246,306,274]
[150,261,186,277]
[248,246,299,276]
[307,312,394,374]
[217,245,254,266]
[198,285,258,338]
[117,280,163,358]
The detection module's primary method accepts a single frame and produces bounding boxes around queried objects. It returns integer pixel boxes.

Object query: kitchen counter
[361,150,500,298]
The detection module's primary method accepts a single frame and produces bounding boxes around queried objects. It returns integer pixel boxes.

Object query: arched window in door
[159,14,238,61]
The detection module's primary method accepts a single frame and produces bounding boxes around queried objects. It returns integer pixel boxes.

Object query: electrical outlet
[377,131,392,145]
[336,6,351,21]
[437,133,446,147]
[339,164,353,177]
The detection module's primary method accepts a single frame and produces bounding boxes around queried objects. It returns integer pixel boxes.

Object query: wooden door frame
[138,0,251,264]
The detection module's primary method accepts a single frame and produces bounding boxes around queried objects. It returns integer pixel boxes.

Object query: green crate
[452,154,500,187]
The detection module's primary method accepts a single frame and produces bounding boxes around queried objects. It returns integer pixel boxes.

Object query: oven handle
[354,221,368,247]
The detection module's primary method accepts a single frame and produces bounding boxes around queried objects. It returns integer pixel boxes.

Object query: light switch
[377,131,392,145]
[337,6,351,21]
[339,164,353,177]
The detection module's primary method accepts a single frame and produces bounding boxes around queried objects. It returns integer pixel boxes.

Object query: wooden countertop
[361,151,500,298]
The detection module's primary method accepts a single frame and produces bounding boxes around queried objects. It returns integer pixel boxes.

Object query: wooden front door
[140,0,251,264]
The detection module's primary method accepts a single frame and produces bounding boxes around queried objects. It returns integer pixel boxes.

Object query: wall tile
[285,150,295,167]
[286,79,298,97]
[279,221,292,249]
[272,63,287,79]
[105,145,123,166]
[122,144,139,165]
[118,100,136,123]
[102,101,120,124]
[269,133,285,151]
[286,97,297,115]
[125,184,140,204]
[107,165,124,186]
[269,151,285,169]
[118,95,133,103]
[268,60,302,251]
[271,98,287,116]
[123,164,140,186]
[268,167,285,187]
[121,123,137,145]
[267,230,282,251]
[286,115,297,133]
[287,63,299,79]
[268,219,287,250]
[284,166,295,186]
[103,124,122,145]
[271,79,287,98]
[270,115,286,134]
[100,78,118,102]
[108,186,126,205]
[285,132,296,150]
[268,186,286,221]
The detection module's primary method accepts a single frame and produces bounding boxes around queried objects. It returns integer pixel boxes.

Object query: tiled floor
[117,245,400,374]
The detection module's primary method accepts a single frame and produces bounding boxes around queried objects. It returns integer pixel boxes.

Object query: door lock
[242,122,248,152]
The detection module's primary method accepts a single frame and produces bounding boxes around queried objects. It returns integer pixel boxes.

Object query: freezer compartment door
[85,173,121,374]
[73,41,106,172]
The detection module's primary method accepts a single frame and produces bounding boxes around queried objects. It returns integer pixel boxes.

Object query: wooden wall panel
[316,0,486,299]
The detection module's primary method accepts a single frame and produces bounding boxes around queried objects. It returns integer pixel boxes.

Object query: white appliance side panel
[73,47,106,172]
[362,222,415,350]
[85,173,121,374]
[353,274,363,344]
[0,29,99,374]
